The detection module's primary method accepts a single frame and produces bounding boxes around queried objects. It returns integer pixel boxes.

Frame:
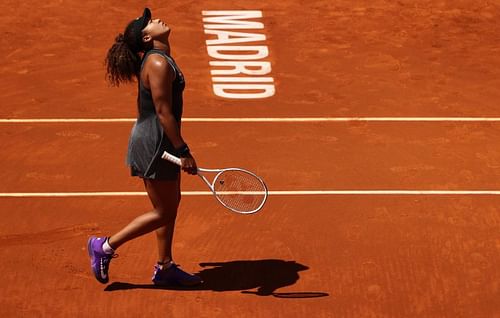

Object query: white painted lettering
[202,10,275,99]
[213,84,275,99]
[204,30,266,45]
[202,11,264,29]
[206,46,268,60]
[209,61,272,75]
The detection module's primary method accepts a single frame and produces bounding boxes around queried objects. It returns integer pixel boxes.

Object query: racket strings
[213,170,267,213]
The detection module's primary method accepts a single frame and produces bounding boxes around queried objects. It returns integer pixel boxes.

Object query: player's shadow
[105,259,329,298]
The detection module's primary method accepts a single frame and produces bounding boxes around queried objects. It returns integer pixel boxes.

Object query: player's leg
[87,178,179,284]
[146,177,203,286]
[144,177,180,264]
[108,178,179,249]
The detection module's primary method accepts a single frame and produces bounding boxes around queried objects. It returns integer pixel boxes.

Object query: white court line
[2,117,500,123]
[2,190,500,197]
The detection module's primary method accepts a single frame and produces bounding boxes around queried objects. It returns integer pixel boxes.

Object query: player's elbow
[156,107,175,123]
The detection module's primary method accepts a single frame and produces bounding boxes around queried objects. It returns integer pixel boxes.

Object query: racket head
[206,168,268,214]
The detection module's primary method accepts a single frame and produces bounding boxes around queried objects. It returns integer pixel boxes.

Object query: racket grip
[161,151,182,166]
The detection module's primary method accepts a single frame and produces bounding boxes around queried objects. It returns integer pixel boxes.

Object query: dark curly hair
[104,33,142,87]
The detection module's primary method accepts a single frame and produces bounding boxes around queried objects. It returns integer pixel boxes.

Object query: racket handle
[161,151,182,166]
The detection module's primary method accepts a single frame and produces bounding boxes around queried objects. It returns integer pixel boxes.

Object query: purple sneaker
[152,263,203,287]
[87,237,115,284]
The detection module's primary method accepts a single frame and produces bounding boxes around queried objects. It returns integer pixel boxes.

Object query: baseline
[2,190,500,197]
[2,117,500,123]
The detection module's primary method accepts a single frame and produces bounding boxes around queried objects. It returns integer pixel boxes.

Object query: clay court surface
[1,1,499,317]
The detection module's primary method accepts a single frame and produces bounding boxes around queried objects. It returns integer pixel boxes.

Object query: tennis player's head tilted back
[87,8,202,287]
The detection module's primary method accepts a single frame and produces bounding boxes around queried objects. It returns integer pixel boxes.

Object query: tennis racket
[161,151,268,214]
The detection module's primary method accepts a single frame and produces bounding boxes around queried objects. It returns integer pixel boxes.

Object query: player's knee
[155,208,178,224]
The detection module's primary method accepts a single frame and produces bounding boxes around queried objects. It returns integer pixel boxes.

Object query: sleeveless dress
[126,49,186,180]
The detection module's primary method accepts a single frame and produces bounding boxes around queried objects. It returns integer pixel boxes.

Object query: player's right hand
[180,154,197,175]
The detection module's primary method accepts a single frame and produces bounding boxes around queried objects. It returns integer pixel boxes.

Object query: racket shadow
[104,259,329,298]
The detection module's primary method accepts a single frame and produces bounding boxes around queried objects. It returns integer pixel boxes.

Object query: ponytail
[104,33,141,86]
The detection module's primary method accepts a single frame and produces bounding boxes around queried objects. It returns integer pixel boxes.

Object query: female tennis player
[87,8,202,287]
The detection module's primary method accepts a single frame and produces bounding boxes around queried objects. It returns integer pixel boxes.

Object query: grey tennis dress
[126,49,185,180]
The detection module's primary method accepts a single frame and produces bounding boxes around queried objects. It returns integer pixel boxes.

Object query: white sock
[102,238,115,254]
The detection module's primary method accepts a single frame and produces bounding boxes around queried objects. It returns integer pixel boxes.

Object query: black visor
[123,8,152,53]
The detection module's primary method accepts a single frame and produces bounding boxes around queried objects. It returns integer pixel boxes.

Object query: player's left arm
[146,54,197,174]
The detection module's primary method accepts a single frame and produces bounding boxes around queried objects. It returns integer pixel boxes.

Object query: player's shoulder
[145,53,168,67]
[144,53,173,75]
